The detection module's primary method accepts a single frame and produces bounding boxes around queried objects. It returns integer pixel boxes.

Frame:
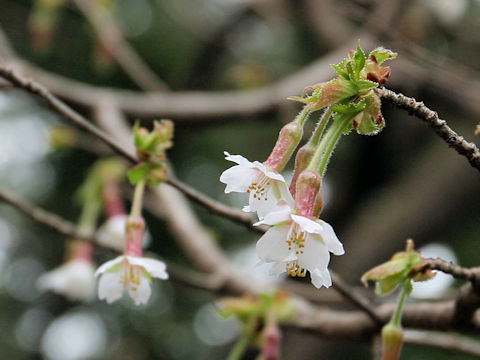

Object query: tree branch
[0,187,92,240]
[425,258,480,283]
[376,87,480,172]
[0,64,259,233]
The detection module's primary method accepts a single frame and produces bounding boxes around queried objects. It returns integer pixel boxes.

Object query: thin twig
[73,0,168,91]
[0,65,137,163]
[331,272,383,325]
[0,187,92,240]
[376,87,480,172]
[425,258,480,283]
[0,65,259,232]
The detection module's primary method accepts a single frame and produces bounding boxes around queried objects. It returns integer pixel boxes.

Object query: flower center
[120,262,142,291]
[286,261,307,277]
[285,225,306,277]
[247,173,271,201]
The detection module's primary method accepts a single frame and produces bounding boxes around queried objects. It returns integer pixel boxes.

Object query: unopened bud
[264,122,303,172]
[295,170,321,217]
[147,164,168,186]
[381,323,404,360]
[289,78,357,111]
[289,144,315,197]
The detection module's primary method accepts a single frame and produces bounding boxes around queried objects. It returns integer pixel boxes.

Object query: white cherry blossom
[97,214,128,252]
[220,151,291,219]
[95,255,168,305]
[37,260,96,302]
[255,202,344,288]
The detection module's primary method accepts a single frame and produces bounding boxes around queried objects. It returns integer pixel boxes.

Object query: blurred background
[0,0,479,359]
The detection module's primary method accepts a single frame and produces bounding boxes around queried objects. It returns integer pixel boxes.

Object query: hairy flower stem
[130,179,145,218]
[308,113,353,177]
[294,105,313,127]
[310,107,334,147]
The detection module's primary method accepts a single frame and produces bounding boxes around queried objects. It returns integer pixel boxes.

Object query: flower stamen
[248,174,272,201]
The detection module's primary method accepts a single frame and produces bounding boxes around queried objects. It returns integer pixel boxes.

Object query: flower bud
[352,90,384,135]
[289,143,315,197]
[361,239,436,295]
[264,122,303,172]
[133,120,174,160]
[289,77,358,111]
[365,48,397,86]
[295,170,322,217]
[381,323,404,360]
[312,192,324,218]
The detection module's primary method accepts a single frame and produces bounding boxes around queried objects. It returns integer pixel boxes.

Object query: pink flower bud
[289,144,315,197]
[264,122,303,172]
[294,170,322,217]
[124,216,145,257]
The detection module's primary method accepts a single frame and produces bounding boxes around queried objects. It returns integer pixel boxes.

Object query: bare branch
[425,258,480,283]
[0,65,137,163]
[72,0,168,91]
[331,272,383,325]
[376,87,480,172]
[0,64,260,232]
[0,187,92,240]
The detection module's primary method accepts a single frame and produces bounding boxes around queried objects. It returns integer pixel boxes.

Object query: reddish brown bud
[295,170,322,217]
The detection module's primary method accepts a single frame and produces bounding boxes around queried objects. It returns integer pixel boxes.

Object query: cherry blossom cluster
[221,45,396,288]
[38,121,174,306]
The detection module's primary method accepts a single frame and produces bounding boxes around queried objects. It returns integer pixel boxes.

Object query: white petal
[98,271,124,304]
[256,202,292,226]
[277,182,295,208]
[298,234,330,272]
[129,257,169,280]
[128,273,152,306]
[291,214,323,234]
[256,225,293,262]
[269,262,286,276]
[318,221,345,255]
[37,260,96,302]
[252,162,285,182]
[94,256,125,277]
[250,182,292,220]
[96,215,128,252]
[310,268,332,288]
[220,166,258,193]
[242,205,253,213]
[223,152,252,166]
